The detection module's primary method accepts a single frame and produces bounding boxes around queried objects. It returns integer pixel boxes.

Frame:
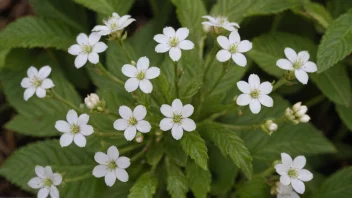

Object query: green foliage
[235,177,271,198]
[165,158,189,198]
[295,1,334,29]
[128,172,158,198]
[73,0,135,16]
[180,132,208,170]
[317,10,352,72]
[336,105,352,131]
[186,161,211,198]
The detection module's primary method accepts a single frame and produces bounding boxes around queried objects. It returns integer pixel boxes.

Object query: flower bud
[300,115,310,123]
[136,132,144,143]
[85,93,100,110]
[295,106,307,117]
[203,24,211,33]
[268,123,278,132]
[292,102,302,112]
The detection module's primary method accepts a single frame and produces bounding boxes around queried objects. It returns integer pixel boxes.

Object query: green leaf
[103,182,132,197]
[180,132,208,170]
[200,121,253,179]
[0,49,10,70]
[0,140,101,197]
[0,17,77,51]
[179,77,203,100]
[164,136,188,167]
[147,142,164,167]
[327,0,352,18]
[73,0,135,15]
[317,10,352,72]
[295,2,334,29]
[235,177,271,198]
[128,172,158,198]
[311,167,352,198]
[165,158,189,198]
[311,63,352,106]
[336,104,352,131]
[245,0,300,17]
[186,161,211,198]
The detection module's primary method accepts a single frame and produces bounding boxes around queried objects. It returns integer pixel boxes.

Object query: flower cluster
[285,102,310,124]
[28,166,62,198]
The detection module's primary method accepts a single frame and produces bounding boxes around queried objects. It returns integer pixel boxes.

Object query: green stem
[221,123,261,131]
[51,90,80,112]
[118,40,134,62]
[257,166,276,177]
[95,62,124,85]
[94,131,124,137]
[64,172,91,183]
[130,139,153,162]
[207,61,229,96]
[270,13,282,32]
[272,77,287,91]
[305,95,325,107]
[203,46,217,78]
[174,61,179,98]
[119,143,144,154]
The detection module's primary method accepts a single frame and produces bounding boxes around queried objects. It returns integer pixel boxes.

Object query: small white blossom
[21,66,54,101]
[122,56,160,93]
[93,146,130,186]
[85,93,100,109]
[159,99,196,140]
[202,15,239,31]
[285,102,310,124]
[276,183,300,198]
[275,153,313,194]
[113,105,151,141]
[236,74,274,114]
[55,109,94,147]
[28,165,62,198]
[276,48,317,84]
[68,33,108,68]
[92,13,135,36]
[154,27,194,61]
[216,31,252,66]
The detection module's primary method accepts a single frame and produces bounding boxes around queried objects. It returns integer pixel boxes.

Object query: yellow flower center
[31,77,42,88]
[169,37,179,47]
[229,44,238,53]
[250,89,260,99]
[293,59,304,69]
[71,124,80,134]
[136,71,145,80]
[288,168,298,178]
[129,117,137,126]
[43,178,53,187]
[82,45,93,53]
[107,161,117,171]
[173,114,182,124]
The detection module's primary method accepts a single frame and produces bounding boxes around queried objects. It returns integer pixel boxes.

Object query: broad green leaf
[73,0,135,15]
[0,49,10,70]
[180,132,208,170]
[245,0,300,17]
[103,182,132,197]
[165,158,189,198]
[186,161,211,198]
[200,121,253,179]
[294,2,334,29]
[327,0,352,18]
[336,104,352,131]
[179,77,203,100]
[128,172,158,198]
[311,63,352,106]
[317,10,352,72]
[164,136,188,167]
[29,0,88,30]
[0,17,77,51]
[235,177,271,198]
[311,167,352,198]
[147,142,164,166]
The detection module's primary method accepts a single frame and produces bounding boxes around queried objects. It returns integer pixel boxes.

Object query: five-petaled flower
[202,15,240,31]
[21,66,54,101]
[276,182,300,198]
[159,99,196,140]
[55,109,94,147]
[113,105,151,141]
[93,146,130,186]
[92,13,135,36]
[68,33,108,68]
[122,56,160,93]
[276,48,317,84]
[236,74,274,114]
[28,165,62,198]
[275,153,313,194]
[154,27,194,61]
[216,31,252,66]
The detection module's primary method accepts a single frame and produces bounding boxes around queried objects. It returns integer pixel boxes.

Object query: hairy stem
[117,40,134,62]
[272,77,287,91]
[64,172,91,183]
[95,62,124,85]
[51,90,81,112]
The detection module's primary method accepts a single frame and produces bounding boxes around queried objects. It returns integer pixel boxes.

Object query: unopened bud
[292,120,300,125]
[203,24,211,33]
[300,115,310,123]
[268,123,278,132]
[295,106,308,117]
[292,102,302,112]
[85,93,100,109]
[131,61,136,66]
[136,132,144,143]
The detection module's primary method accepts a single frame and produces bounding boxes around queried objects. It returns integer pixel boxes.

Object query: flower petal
[229,31,240,43]
[163,27,176,37]
[258,94,273,107]
[295,69,309,84]
[276,59,294,70]
[302,61,317,73]
[44,166,53,177]
[77,33,89,45]
[21,77,31,88]
[169,47,181,61]
[51,173,62,185]
[291,179,305,194]
[122,64,137,78]
[116,157,131,169]
[115,168,129,182]
[107,146,119,160]
[281,153,293,166]
[124,127,137,141]
[88,33,101,45]
[55,121,71,133]
[36,87,46,98]
[160,118,174,131]
[74,54,88,68]
[172,99,183,114]
[49,186,59,198]
[216,49,231,62]
[27,66,38,78]
[74,133,86,147]
[24,87,36,101]
[41,79,55,89]
[124,78,139,92]
[237,81,251,94]
[249,99,261,114]
[154,34,169,44]
[92,25,110,35]
[297,51,310,62]
[236,94,251,106]
[113,119,129,130]
[178,40,194,50]
[145,67,160,79]
[94,152,109,165]
[137,56,150,71]
[88,53,99,64]
[275,164,289,175]
[60,133,74,147]
[133,105,147,120]
[35,166,45,178]
[176,28,189,40]
[68,44,82,55]
[248,74,260,89]
[181,118,196,132]
[80,125,94,136]
[171,124,184,140]
[28,177,43,189]
[155,44,171,53]
[77,114,89,125]
[280,175,291,186]
[38,188,50,198]
[181,104,194,118]
[93,42,108,53]
[93,165,108,178]
[284,47,297,63]
[139,79,153,94]
[105,171,116,187]
[160,105,173,117]
[232,53,247,67]
[67,109,78,124]
[298,169,313,182]
[237,40,252,53]
[293,156,306,169]
[136,120,151,133]
[217,36,230,49]
[37,66,52,79]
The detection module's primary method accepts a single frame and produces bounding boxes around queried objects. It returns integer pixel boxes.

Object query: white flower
[216,31,252,66]
[92,146,130,186]
[122,56,160,93]
[276,183,300,198]
[92,13,135,36]
[68,33,108,68]
[21,66,54,101]
[154,27,194,61]
[275,153,313,194]
[85,93,100,109]
[202,15,239,31]
[28,165,62,198]
[285,102,311,124]
[159,99,196,140]
[236,74,274,114]
[55,109,94,147]
[113,105,151,141]
[276,48,317,84]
